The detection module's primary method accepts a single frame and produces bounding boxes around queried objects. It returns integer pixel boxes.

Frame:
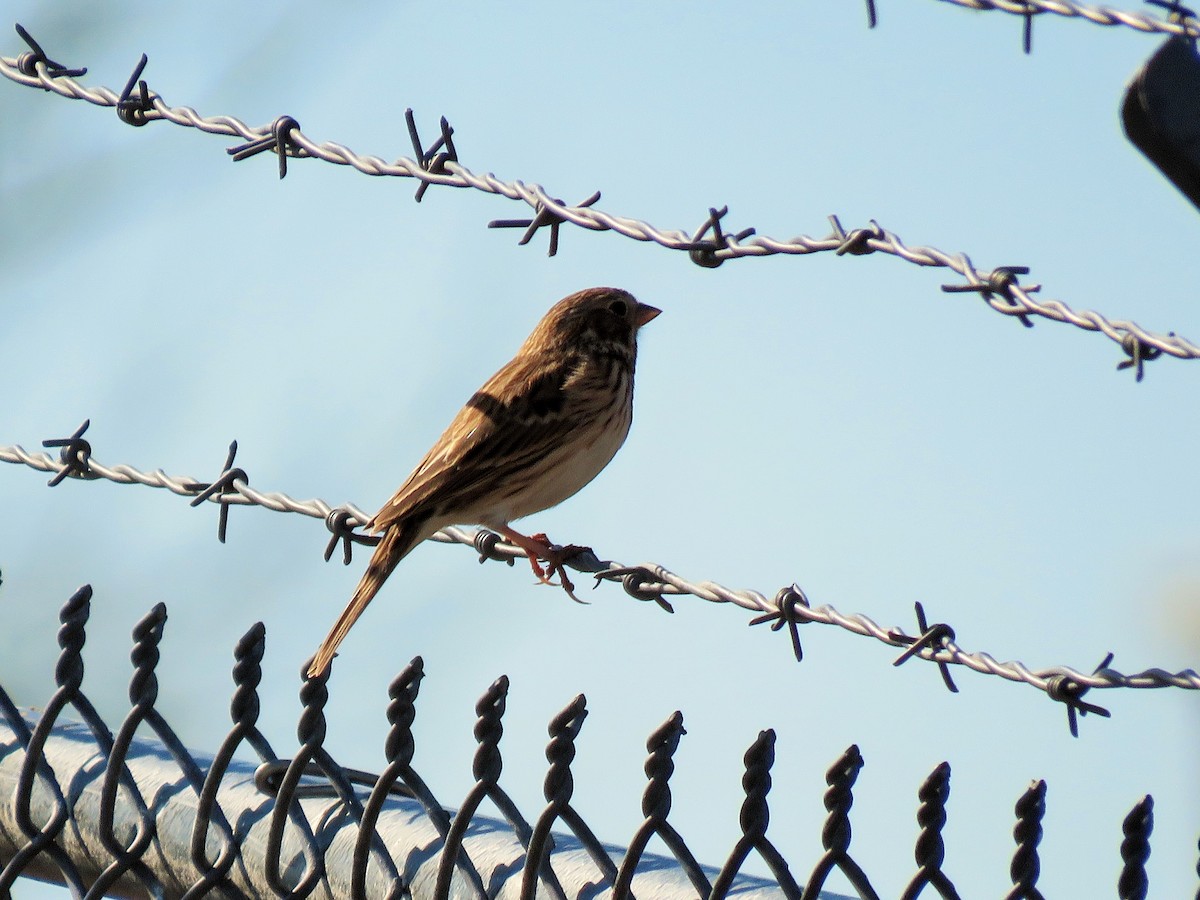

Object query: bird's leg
[494,526,553,581]
[494,526,588,603]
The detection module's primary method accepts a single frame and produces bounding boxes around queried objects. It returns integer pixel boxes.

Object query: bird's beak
[634,303,662,327]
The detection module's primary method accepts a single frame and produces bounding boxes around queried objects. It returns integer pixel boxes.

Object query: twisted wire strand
[2,50,1198,366]
[4,442,1197,699]
[937,0,1200,39]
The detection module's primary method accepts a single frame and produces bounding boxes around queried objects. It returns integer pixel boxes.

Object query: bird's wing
[370,353,579,532]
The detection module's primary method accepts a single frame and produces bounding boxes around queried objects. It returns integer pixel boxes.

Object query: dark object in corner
[1123,35,1200,212]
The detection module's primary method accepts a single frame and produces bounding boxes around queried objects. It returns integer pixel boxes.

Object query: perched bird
[308,287,660,677]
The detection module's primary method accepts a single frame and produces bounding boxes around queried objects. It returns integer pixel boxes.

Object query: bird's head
[529,287,661,358]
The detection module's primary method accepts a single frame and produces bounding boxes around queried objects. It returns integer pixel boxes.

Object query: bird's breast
[499,374,633,522]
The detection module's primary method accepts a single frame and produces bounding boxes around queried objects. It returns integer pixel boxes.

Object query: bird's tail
[307,521,424,678]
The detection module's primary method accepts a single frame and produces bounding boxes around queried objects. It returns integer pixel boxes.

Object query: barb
[227,114,305,179]
[3,28,1198,372]
[4,433,1199,733]
[891,601,960,694]
[406,108,458,203]
[115,53,154,126]
[12,23,85,79]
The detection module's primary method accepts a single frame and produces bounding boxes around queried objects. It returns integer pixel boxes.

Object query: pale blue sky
[2,3,1198,897]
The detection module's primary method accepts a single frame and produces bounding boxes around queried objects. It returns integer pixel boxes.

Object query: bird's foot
[528,534,591,603]
[494,527,590,604]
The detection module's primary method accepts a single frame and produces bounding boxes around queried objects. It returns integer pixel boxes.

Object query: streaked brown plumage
[308,287,660,677]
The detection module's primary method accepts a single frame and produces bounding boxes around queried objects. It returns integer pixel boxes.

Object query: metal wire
[938,0,1200,39]
[3,25,1198,376]
[4,425,1198,740]
[0,586,1184,899]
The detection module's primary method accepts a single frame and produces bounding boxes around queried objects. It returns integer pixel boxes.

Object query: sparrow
[308,287,660,677]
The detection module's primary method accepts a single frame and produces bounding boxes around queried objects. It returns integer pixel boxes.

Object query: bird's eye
[608,298,628,317]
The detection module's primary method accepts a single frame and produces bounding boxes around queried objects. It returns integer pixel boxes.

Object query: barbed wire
[935,0,1200,40]
[5,421,1198,738]
[3,24,1198,379]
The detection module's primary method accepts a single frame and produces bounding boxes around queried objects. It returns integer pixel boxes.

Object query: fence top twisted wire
[2,20,1198,378]
[4,427,1197,743]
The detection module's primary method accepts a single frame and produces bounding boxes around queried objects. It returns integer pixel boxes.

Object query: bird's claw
[528,534,590,604]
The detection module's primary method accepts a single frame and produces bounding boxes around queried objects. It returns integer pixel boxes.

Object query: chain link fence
[1,586,1186,899]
